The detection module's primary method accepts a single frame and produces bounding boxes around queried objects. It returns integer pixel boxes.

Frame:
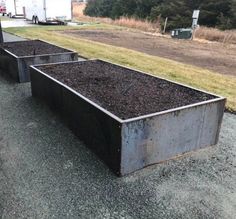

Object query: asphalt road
[0,33,235,219]
[1,19,33,28]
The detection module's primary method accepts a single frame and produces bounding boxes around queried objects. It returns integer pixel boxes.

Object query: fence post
[0,19,3,43]
[163,17,168,34]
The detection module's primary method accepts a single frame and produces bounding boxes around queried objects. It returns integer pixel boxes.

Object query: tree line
[84,0,236,30]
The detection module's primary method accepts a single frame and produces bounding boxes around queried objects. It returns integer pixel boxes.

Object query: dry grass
[0,15,11,21]
[112,17,160,32]
[75,15,160,33]
[195,27,236,44]
[72,2,87,18]
[72,1,160,32]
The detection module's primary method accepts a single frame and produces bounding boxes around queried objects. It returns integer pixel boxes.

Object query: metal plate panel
[121,100,225,175]
[0,48,19,81]
[18,52,78,82]
[30,67,122,175]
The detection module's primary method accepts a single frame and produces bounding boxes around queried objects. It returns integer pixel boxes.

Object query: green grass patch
[4,25,236,112]
[0,16,11,21]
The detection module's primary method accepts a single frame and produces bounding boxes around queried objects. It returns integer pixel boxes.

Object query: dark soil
[38,60,216,120]
[0,40,70,57]
[62,29,236,77]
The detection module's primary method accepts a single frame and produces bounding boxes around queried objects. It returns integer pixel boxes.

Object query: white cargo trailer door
[0,0,6,7]
[45,0,71,21]
[6,0,15,15]
[33,0,45,21]
[15,0,24,15]
[25,0,45,22]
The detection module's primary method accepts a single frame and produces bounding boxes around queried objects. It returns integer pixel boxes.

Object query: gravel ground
[2,31,27,42]
[0,73,235,219]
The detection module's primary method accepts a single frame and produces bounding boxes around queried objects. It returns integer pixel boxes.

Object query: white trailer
[0,0,6,15]
[25,0,72,24]
[6,0,25,17]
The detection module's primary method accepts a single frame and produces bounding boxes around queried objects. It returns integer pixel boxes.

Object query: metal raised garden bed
[0,39,79,83]
[30,60,226,176]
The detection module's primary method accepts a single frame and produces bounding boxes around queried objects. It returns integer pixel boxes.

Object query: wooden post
[71,0,73,21]
[23,7,26,19]
[163,17,168,34]
[0,19,3,43]
[191,28,195,41]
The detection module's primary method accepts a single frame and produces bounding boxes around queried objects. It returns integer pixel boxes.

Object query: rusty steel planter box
[0,40,78,83]
[30,60,226,176]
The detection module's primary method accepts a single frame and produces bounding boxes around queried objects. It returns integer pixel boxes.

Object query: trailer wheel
[35,17,39,24]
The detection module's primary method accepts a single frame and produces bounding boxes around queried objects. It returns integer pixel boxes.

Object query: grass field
[0,16,11,21]
[4,24,236,112]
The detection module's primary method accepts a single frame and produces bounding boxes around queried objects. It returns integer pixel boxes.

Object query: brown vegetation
[72,1,160,34]
[112,17,160,32]
[72,1,160,32]
[195,27,236,44]
[72,2,87,18]
[75,15,160,32]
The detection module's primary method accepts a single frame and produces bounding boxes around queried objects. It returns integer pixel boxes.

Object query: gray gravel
[3,31,27,42]
[0,72,235,219]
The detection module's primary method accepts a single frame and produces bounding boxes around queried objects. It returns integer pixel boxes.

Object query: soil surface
[0,40,70,57]
[38,60,215,119]
[62,29,236,76]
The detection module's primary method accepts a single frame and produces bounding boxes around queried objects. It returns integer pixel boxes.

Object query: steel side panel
[61,87,122,175]
[199,100,225,146]
[0,48,19,81]
[18,53,78,82]
[30,68,122,175]
[121,100,225,175]
[31,68,63,111]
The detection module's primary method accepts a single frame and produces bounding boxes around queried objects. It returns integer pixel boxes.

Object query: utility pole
[0,19,3,43]
[163,17,168,34]
[191,10,200,40]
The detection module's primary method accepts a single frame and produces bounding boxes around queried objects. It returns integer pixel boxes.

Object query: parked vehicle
[25,0,72,24]
[6,0,25,17]
[0,0,6,15]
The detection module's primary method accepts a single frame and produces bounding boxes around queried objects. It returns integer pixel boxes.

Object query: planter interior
[0,40,79,82]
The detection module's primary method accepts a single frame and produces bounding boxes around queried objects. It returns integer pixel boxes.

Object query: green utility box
[171,28,193,39]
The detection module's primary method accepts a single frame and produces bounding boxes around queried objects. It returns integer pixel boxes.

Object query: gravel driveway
[3,31,27,42]
[1,19,33,28]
